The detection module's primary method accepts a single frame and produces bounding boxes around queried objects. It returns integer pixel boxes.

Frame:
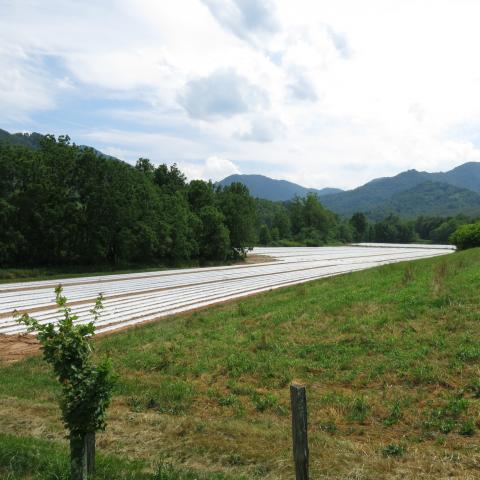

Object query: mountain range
[218,174,343,201]
[220,164,480,219]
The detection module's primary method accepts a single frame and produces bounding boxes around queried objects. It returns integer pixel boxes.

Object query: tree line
[1,135,476,269]
[255,199,477,246]
[0,136,256,267]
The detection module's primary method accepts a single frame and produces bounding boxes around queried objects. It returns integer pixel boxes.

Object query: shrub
[16,286,116,480]
[450,222,480,250]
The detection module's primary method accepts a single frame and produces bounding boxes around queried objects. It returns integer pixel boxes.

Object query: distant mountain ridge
[371,181,480,219]
[0,128,116,160]
[0,128,44,149]
[218,174,343,202]
[320,164,480,218]
[219,163,480,219]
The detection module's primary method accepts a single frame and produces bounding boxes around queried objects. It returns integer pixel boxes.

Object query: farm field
[1,247,480,479]
[0,244,454,337]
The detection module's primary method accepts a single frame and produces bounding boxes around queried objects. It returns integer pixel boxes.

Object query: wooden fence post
[70,433,87,480]
[290,383,309,480]
[86,431,96,475]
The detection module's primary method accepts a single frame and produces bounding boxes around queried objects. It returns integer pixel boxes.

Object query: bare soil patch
[0,334,40,364]
[242,254,277,264]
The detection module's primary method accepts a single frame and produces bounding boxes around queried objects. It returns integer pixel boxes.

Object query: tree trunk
[70,433,87,480]
[86,431,96,474]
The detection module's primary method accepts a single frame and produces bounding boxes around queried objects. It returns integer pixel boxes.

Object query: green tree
[450,222,480,250]
[287,196,305,236]
[197,206,230,260]
[414,215,444,240]
[16,286,116,480]
[270,226,280,242]
[162,191,199,262]
[154,163,187,193]
[259,224,272,245]
[135,157,156,179]
[287,194,336,244]
[430,216,470,244]
[273,209,291,239]
[218,182,257,257]
[349,212,368,242]
[187,180,215,213]
[335,221,353,243]
[374,215,415,243]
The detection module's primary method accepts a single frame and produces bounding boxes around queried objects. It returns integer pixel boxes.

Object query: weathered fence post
[290,383,309,480]
[70,433,87,480]
[86,431,96,475]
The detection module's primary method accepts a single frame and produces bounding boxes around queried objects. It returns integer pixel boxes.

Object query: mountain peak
[217,174,343,202]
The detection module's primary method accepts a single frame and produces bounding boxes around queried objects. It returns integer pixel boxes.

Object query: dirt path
[0,334,40,364]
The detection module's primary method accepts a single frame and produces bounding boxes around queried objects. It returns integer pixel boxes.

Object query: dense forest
[0,136,257,267]
[255,198,477,246]
[0,135,476,268]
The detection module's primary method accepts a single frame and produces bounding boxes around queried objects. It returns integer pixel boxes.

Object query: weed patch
[381,444,405,457]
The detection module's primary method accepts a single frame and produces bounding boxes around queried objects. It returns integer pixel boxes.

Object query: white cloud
[287,70,318,102]
[179,69,269,119]
[179,156,241,181]
[200,0,279,46]
[236,115,285,142]
[3,0,480,189]
[0,47,56,121]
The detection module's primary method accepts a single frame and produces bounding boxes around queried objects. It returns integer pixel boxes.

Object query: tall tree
[349,212,368,242]
[218,182,257,257]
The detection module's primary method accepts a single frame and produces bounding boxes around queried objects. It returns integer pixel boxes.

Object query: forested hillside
[0,128,43,149]
[431,162,480,193]
[320,169,480,218]
[0,136,259,267]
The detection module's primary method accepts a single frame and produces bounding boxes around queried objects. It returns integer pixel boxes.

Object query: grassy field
[1,248,480,479]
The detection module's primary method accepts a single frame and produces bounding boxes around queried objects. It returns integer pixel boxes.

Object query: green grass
[2,248,480,478]
[0,434,240,480]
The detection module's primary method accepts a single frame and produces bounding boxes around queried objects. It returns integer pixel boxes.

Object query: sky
[2,0,480,190]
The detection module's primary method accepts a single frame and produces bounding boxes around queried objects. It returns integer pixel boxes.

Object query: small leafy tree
[16,285,116,480]
[450,222,480,250]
